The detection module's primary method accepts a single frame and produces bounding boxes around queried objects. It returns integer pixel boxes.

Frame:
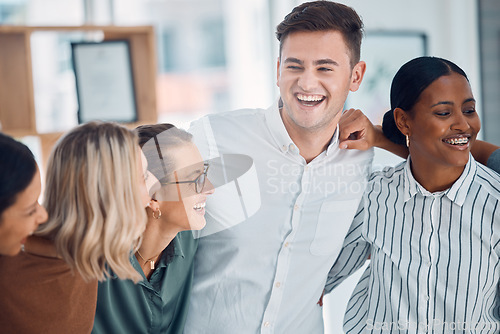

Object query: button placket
[261,162,306,333]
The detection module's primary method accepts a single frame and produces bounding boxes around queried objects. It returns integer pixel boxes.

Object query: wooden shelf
[0,25,158,135]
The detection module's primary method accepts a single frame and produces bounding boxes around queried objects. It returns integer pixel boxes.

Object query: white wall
[344,0,481,122]
[222,0,274,110]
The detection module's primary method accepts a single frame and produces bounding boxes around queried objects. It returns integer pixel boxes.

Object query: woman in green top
[93,123,214,334]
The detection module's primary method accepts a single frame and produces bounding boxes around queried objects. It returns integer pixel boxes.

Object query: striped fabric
[327,155,500,333]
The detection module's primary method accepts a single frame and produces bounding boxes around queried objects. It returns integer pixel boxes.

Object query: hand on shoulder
[338,108,383,151]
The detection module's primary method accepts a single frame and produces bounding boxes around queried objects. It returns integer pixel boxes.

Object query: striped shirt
[327,155,500,333]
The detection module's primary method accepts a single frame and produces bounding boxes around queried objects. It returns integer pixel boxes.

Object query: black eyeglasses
[162,163,209,194]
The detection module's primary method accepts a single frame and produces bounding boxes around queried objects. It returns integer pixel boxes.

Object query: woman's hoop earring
[406,135,410,148]
[152,208,162,219]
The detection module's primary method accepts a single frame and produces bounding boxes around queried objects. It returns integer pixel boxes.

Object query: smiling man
[184,2,374,333]
[277,28,365,163]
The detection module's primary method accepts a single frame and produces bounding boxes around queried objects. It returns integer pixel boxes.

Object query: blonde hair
[37,122,146,282]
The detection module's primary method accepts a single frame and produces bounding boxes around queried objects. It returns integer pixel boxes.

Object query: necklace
[136,250,161,270]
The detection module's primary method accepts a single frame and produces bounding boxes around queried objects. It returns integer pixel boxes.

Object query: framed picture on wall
[71,40,138,124]
[346,31,427,125]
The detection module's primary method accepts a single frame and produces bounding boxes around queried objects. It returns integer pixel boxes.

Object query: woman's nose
[203,178,215,195]
[451,111,471,131]
[37,204,48,225]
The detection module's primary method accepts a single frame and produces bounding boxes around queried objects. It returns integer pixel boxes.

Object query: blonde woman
[93,123,214,334]
[0,122,150,333]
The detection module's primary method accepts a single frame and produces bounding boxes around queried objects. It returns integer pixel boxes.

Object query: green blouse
[92,231,198,334]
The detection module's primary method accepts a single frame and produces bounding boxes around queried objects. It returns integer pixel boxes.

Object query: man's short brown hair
[276,1,363,67]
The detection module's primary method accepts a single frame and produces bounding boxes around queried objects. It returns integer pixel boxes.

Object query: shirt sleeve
[487,148,500,174]
[324,199,370,294]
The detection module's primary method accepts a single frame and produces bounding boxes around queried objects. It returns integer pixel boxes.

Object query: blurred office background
[1,0,499,332]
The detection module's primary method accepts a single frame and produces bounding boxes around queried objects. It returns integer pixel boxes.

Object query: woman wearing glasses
[93,123,214,334]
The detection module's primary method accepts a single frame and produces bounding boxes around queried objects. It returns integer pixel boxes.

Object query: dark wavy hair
[0,132,37,217]
[276,1,363,67]
[382,56,468,145]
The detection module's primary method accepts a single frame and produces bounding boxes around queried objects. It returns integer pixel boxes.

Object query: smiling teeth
[194,203,206,210]
[297,94,323,102]
[444,137,469,145]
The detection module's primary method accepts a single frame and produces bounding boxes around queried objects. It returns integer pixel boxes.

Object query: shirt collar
[134,234,186,268]
[325,124,340,156]
[403,160,418,202]
[169,234,185,260]
[403,154,476,206]
[264,99,295,154]
[264,99,340,156]
[129,235,186,282]
[443,154,476,206]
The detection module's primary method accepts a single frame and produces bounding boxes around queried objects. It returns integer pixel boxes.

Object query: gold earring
[406,135,410,148]
[152,208,162,219]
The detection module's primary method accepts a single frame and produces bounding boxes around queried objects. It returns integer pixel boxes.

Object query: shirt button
[264,321,271,327]
[294,204,299,211]
[275,282,281,288]
[284,242,289,248]
[282,145,287,151]
[305,165,309,171]
[289,144,296,152]
[425,295,430,301]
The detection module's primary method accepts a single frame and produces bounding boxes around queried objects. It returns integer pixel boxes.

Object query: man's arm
[338,108,500,167]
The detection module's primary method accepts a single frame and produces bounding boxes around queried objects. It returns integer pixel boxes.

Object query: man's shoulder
[331,148,374,178]
[191,107,267,128]
[188,107,272,156]
[337,146,374,162]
